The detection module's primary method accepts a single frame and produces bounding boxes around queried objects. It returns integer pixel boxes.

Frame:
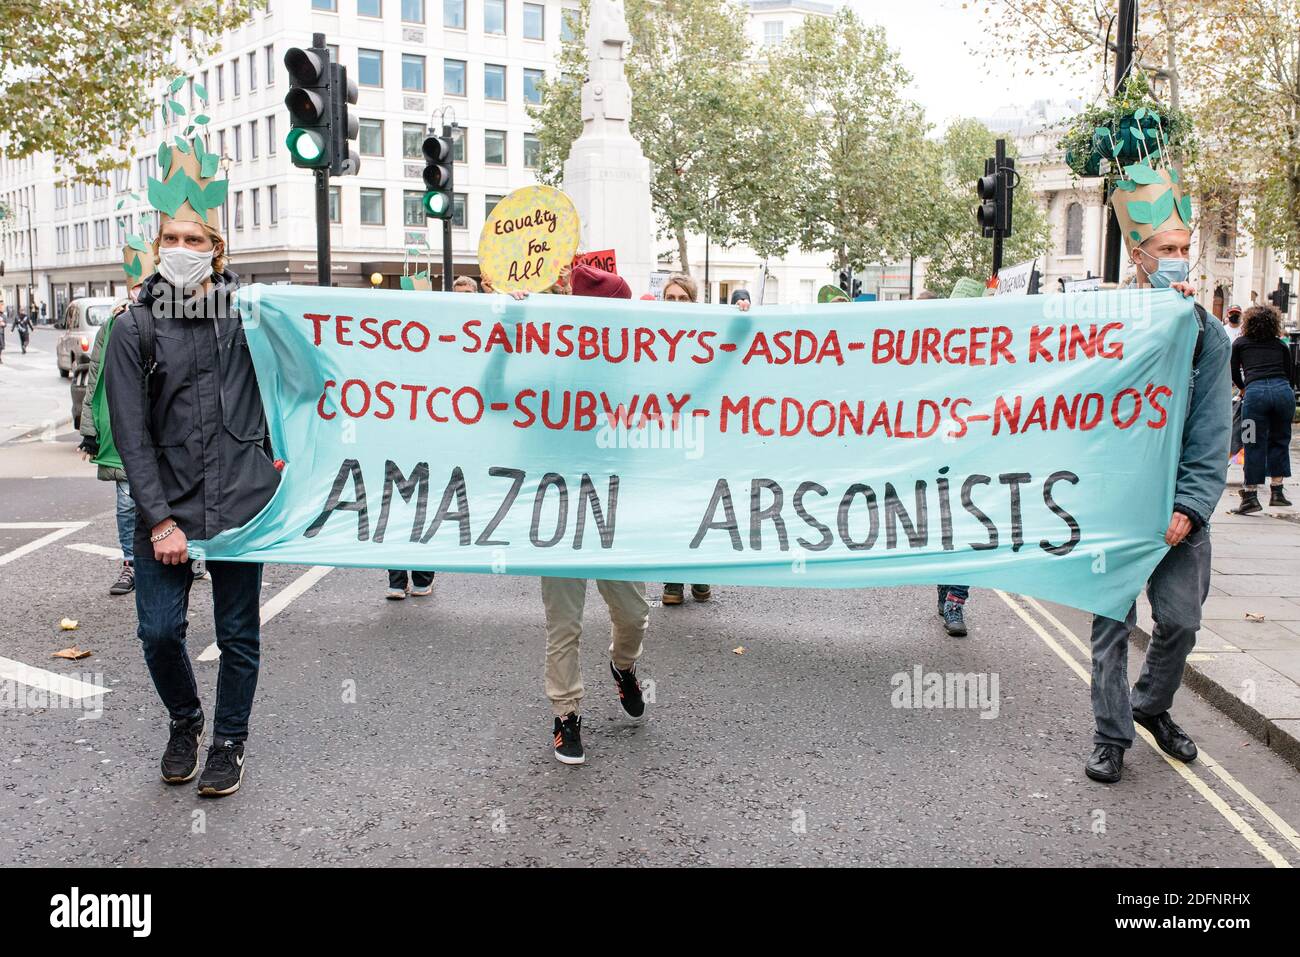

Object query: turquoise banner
[192,285,1199,619]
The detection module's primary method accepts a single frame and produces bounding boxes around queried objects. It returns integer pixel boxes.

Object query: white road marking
[66,543,123,559]
[995,589,1294,869]
[0,655,111,701]
[0,523,89,566]
[197,565,334,662]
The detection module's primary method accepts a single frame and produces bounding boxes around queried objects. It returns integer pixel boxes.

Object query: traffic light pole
[1103,0,1138,284]
[314,167,330,287]
[991,138,1006,279]
[442,124,453,292]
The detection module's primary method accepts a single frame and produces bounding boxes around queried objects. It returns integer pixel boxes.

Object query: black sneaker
[661,583,684,606]
[610,660,646,721]
[691,584,712,602]
[109,561,135,596]
[941,599,968,637]
[552,713,585,765]
[160,713,204,784]
[197,739,246,797]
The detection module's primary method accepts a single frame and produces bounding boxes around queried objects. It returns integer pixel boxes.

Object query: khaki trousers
[541,578,648,717]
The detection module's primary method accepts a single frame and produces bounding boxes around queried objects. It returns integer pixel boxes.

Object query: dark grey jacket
[104,271,280,552]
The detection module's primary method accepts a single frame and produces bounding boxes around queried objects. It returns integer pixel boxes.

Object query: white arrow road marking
[66,543,124,559]
[0,523,89,566]
[197,565,334,662]
[0,655,110,701]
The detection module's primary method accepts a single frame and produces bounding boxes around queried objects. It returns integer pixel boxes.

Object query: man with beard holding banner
[1084,155,1230,784]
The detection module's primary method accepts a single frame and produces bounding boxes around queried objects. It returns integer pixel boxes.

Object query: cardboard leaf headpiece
[817,284,849,304]
[144,79,223,230]
[1110,161,1193,251]
[122,235,156,283]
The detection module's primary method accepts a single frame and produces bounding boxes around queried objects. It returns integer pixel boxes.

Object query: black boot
[1233,488,1262,514]
[1270,484,1292,507]
[1085,743,1124,783]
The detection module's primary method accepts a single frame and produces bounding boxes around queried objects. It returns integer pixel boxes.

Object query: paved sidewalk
[1135,435,1300,768]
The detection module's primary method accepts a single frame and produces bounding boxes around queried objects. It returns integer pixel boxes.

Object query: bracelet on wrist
[150,523,179,543]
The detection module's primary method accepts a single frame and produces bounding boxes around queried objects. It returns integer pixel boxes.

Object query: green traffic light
[287,128,327,165]
[422,190,451,217]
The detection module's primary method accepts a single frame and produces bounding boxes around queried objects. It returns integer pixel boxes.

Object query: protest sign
[995,259,1037,296]
[477,185,581,293]
[196,287,1199,619]
[574,249,618,274]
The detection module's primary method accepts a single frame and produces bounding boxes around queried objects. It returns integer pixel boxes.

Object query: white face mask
[158,246,215,290]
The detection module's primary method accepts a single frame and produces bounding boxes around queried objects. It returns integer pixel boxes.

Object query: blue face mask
[1139,252,1189,289]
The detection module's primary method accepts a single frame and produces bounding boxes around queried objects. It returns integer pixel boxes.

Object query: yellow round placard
[477,185,581,293]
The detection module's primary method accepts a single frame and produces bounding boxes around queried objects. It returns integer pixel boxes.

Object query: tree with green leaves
[918,119,1052,295]
[765,8,931,272]
[0,0,261,184]
[527,0,807,272]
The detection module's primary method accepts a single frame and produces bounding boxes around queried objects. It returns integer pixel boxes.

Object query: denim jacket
[1175,305,1232,528]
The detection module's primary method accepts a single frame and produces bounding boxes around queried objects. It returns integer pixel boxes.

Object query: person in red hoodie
[520,264,650,764]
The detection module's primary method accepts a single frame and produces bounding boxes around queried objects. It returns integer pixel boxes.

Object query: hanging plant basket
[1059,70,1195,181]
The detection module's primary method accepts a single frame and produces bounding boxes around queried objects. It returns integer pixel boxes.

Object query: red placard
[572,249,617,274]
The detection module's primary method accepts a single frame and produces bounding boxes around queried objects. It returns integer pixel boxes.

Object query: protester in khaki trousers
[536,264,649,765]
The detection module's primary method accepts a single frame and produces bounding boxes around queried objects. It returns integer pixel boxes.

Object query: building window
[403,190,425,226]
[248,51,258,91]
[444,0,464,29]
[218,129,228,163]
[484,64,505,101]
[523,2,544,39]
[114,167,129,192]
[232,58,241,97]
[452,125,466,162]
[358,0,381,17]
[233,125,243,162]
[403,122,425,159]
[484,0,505,34]
[251,187,261,226]
[523,132,540,169]
[265,45,275,86]
[444,59,466,96]
[216,64,225,101]
[327,44,339,63]
[484,129,506,165]
[358,49,382,87]
[763,21,784,46]
[523,68,543,104]
[360,188,385,225]
[485,194,504,219]
[312,0,337,9]
[267,115,277,154]
[401,0,423,22]
[402,54,426,92]
[268,185,278,225]
[329,185,341,223]
[250,119,259,158]
[1065,202,1083,256]
[452,192,466,228]
[359,118,384,155]
[561,8,578,41]
[234,191,244,230]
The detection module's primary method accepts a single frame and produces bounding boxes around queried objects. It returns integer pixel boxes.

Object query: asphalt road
[2,416,1299,868]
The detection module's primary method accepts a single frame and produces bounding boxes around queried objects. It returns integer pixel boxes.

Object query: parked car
[54,297,116,378]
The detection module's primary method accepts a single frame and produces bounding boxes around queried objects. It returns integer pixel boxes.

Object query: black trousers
[388,569,434,589]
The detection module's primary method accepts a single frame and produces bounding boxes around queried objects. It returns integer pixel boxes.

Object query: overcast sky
[845,0,1101,131]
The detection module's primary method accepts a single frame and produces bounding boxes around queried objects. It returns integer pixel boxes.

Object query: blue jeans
[1241,377,1295,486]
[133,555,263,741]
[938,584,969,603]
[115,480,135,562]
[1089,524,1211,748]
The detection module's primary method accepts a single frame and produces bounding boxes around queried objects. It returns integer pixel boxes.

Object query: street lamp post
[1103,0,1138,284]
[219,154,233,255]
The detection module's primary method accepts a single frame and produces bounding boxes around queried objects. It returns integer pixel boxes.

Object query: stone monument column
[562,0,656,295]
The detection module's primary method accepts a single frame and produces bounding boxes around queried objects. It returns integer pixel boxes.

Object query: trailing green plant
[1059,70,1196,180]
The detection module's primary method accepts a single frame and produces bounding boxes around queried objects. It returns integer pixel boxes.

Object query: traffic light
[421,131,455,219]
[976,155,1016,238]
[284,43,332,168]
[1269,280,1291,311]
[851,278,862,299]
[837,268,851,295]
[329,62,359,177]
